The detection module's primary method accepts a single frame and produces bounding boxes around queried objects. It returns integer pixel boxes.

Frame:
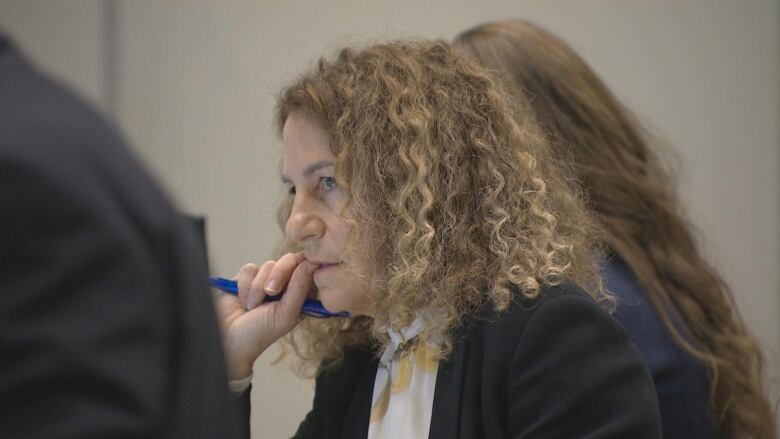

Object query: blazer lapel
[341,356,379,439]
[428,335,468,439]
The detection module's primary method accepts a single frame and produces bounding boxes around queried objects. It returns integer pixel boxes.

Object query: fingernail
[265,279,279,294]
[246,297,258,310]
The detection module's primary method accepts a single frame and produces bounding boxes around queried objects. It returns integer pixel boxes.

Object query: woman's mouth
[316,262,341,270]
[312,261,342,276]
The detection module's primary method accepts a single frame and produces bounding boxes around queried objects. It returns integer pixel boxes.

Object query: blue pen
[208,276,349,319]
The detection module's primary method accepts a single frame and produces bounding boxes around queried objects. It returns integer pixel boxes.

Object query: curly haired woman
[215,40,661,438]
[453,20,776,439]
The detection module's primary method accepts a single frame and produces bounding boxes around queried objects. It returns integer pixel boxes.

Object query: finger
[236,263,259,306]
[247,261,275,310]
[264,252,306,296]
[213,291,242,322]
[276,260,318,322]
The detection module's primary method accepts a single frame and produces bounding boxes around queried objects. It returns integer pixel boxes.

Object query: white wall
[2,1,778,437]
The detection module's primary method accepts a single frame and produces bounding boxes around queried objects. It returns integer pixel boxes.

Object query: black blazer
[604,256,714,438]
[294,285,662,438]
[0,35,247,438]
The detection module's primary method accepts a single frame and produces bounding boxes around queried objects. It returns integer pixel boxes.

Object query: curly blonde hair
[274,40,606,375]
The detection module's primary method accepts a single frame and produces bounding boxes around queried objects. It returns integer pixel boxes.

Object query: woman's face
[281,111,372,316]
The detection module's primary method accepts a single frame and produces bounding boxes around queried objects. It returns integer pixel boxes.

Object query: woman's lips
[313,262,341,276]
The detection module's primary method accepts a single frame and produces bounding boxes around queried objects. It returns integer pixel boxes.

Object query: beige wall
[2,1,778,437]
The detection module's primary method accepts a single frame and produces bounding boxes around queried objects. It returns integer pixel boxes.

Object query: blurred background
[1,1,777,437]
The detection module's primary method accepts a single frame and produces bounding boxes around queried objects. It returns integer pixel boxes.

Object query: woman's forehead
[282,112,329,148]
[282,111,335,176]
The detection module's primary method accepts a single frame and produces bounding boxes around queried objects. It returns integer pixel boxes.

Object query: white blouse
[368,319,440,439]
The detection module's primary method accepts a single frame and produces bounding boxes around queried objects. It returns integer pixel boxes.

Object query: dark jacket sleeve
[507,294,662,438]
[293,373,327,438]
[293,345,375,438]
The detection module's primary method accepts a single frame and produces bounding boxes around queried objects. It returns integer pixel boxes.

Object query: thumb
[277,261,318,321]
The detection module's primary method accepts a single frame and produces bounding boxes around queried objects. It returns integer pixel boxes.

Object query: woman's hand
[214,252,317,380]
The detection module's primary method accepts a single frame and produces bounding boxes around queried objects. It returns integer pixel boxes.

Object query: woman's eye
[321,177,338,191]
[288,186,296,195]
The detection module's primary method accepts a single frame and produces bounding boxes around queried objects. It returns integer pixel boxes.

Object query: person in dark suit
[218,40,662,437]
[453,19,775,438]
[0,32,248,438]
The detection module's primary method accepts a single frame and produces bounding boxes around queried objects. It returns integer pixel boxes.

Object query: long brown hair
[454,19,775,438]
[275,40,605,375]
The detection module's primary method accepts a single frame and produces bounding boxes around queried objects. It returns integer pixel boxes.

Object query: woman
[453,20,775,438]
[216,40,661,437]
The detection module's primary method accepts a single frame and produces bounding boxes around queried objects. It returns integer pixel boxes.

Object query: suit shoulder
[0,45,118,151]
[0,47,177,230]
[467,283,609,346]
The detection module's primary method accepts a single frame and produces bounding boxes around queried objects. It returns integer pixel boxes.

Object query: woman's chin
[316,288,349,314]
[314,281,372,316]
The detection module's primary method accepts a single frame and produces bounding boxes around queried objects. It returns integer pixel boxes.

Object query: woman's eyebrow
[302,161,335,177]
[281,160,335,183]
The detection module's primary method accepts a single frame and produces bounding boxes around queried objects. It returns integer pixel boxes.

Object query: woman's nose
[285,196,326,244]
